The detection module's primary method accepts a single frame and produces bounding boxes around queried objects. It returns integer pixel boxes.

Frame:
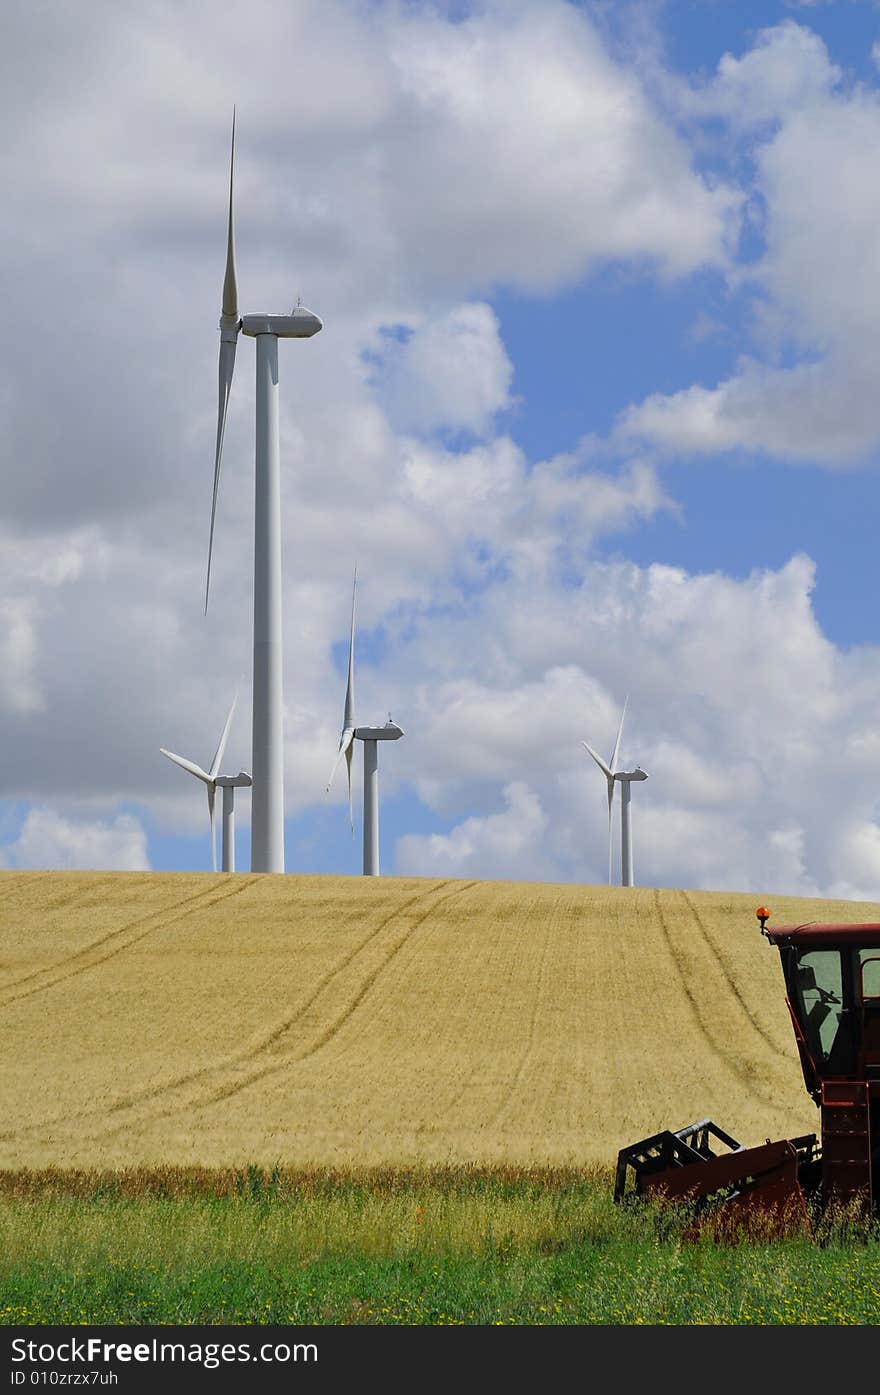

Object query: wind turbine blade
[208,783,217,873]
[609,695,628,774]
[205,109,240,615]
[344,565,356,732]
[326,568,358,818]
[209,691,238,780]
[326,728,355,792]
[582,741,613,780]
[222,108,238,322]
[160,748,212,783]
[582,740,615,884]
[205,337,237,612]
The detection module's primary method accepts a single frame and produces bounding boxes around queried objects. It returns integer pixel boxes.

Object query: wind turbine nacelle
[216,771,253,787]
[355,723,404,741]
[241,309,323,338]
[615,768,648,783]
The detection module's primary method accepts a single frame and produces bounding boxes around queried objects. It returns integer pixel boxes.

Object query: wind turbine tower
[206,111,322,872]
[356,719,404,876]
[615,767,648,888]
[215,772,253,871]
[327,570,404,876]
[582,696,648,888]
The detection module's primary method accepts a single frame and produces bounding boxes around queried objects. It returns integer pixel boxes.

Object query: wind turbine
[356,717,405,877]
[326,570,404,875]
[206,110,322,873]
[582,696,648,888]
[160,694,252,872]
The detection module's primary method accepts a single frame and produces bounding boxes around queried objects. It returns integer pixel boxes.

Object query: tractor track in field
[0,874,121,917]
[0,875,123,972]
[651,888,781,1108]
[0,878,259,1010]
[485,909,553,1133]
[427,911,511,1130]
[678,889,784,1057]
[156,878,480,1114]
[8,879,475,1147]
[235,880,464,1064]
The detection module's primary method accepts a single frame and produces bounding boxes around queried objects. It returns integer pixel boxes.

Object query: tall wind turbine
[160,694,252,872]
[327,571,404,875]
[582,696,648,888]
[206,110,322,873]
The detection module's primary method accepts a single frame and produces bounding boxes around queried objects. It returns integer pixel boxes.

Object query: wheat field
[1,870,874,1171]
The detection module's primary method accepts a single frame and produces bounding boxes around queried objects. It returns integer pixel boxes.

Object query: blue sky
[4,0,880,897]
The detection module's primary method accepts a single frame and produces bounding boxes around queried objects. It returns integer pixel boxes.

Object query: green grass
[2,1166,880,1325]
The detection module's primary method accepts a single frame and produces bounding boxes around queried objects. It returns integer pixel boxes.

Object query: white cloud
[0,528,107,717]
[619,22,880,466]
[399,438,673,583]
[371,303,514,437]
[396,780,552,881]
[689,19,840,130]
[0,599,43,715]
[0,808,150,871]
[0,0,735,325]
[377,552,880,898]
[406,666,612,810]
[636,805,754,893]
[646,742,761,807]
[618,354,880,463]
[378,0,738,292]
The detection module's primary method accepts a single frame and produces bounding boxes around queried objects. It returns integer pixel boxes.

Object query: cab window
[857,950,880,1001]
[793,949,845,1064]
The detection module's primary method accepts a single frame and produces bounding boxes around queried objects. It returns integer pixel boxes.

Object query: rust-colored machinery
[614,910,880,1229]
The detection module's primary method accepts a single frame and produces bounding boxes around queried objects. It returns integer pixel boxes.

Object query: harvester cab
[614,909,880,1229]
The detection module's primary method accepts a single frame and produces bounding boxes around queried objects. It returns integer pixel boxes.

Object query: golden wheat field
[1,870,875,1171]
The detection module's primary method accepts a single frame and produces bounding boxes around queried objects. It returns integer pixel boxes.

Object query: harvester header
[615,906,880,1231]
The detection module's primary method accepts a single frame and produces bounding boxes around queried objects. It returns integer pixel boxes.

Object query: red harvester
[614,908,880,1231]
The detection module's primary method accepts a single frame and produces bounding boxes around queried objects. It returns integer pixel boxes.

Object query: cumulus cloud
[0,599,43,715]
[397,438,672,582]
[380,0,738,291]
[378,552,880,897]
[396,780,552,881]
[683,19,841,130]
[825,822,880,902]
[370,303,514,437]
[0,809,150,871]
[618,355,880,463]
[620,21,880,466]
